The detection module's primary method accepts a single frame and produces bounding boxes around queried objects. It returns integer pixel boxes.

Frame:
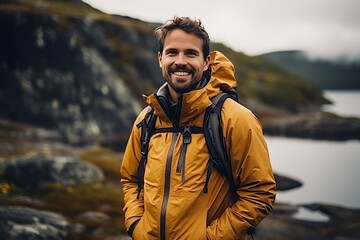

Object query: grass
[78,146,123,183]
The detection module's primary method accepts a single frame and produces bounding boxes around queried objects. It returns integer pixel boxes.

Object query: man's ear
[203,54,210,71]
[157,52,162,68]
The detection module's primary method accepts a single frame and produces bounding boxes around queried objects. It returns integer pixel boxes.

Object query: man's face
[158,29,210,99]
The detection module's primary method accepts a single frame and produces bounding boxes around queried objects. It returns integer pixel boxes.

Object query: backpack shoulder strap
[136,107,157,199]
[206,92,257,237]
[203,92,238,200]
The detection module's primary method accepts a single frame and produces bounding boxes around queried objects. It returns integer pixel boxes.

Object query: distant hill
[260,50,360,90]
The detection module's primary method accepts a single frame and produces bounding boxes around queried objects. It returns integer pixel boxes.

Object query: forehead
[163,29,203,51]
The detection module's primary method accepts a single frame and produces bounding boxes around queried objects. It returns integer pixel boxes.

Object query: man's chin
[173,83,200,94]
[172,75,191,83]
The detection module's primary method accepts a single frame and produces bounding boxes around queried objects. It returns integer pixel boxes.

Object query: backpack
[135,88,238,200]
[135,88,256,238]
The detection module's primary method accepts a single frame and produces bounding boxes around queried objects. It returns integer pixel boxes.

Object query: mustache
[170,66,193,73]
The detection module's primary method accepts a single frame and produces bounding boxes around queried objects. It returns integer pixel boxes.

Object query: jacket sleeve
[120,109,148,235]
[207,100,277,239]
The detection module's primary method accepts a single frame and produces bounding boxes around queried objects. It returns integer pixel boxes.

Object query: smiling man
[120,16,276,239]
[158,28,210,100]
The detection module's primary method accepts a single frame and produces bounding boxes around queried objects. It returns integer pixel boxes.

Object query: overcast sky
[83,0,360,61]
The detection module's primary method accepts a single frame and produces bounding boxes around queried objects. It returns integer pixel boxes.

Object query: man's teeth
[173,71,190,76]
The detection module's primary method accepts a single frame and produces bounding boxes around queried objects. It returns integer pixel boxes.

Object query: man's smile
[172,71,191,76]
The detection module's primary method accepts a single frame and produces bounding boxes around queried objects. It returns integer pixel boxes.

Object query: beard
[168,77,202,94]
[165,66,203,94]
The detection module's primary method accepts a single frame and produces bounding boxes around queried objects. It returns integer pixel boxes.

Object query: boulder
[2,155,104,189]
[275,173,302,191]
[0,206,69,240]
[76,211,110,227]
[255,202,360,240]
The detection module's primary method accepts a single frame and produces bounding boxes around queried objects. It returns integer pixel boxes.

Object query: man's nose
[175,53,186,66]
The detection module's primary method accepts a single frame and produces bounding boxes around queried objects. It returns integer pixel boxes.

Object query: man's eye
[187,52,197,57]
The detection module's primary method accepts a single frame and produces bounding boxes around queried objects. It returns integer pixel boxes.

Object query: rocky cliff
[0,0,335,145]
[0,0,162,143]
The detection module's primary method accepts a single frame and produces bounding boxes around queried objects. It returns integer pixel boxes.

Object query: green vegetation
[38,182,126,239]
[211,43,330,111]
[79,146,123,182]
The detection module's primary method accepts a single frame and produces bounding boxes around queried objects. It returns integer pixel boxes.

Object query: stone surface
[0,206,69,240]
[274,173,302,191]
[2,155,104,189]
[254,203,360,240]
[0,8,150,142]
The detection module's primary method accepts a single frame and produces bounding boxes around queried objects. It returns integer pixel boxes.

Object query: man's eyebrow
[164,48,177,52]
[186,49,200,53]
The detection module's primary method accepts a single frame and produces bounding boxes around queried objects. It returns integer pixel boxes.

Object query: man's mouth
[172,71,191,76]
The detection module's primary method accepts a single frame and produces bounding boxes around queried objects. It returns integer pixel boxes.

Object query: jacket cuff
[128,219,140,237]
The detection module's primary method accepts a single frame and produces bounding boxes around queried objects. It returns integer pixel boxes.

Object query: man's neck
[168,87,181,103]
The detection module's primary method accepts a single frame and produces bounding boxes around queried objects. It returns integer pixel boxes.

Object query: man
[121,16,276,239]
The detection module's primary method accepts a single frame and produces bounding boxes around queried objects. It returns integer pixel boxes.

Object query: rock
[76,211,110,227]
[0,206,69,240]
[263,111,360,140]
[2,155,104,189]
[3,195,45,208]
[271,202,299,214]
[275,173,302,191]
[253,202,360,240]
[0,9,149,143]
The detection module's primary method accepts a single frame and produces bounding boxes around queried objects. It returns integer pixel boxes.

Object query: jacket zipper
[176,126,192,183]
[160,132,179,240]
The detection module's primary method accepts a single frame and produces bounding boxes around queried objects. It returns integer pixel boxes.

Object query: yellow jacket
[121,51,276,239]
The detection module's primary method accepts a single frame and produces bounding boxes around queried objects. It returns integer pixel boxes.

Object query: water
[267,90,360,209]
[322,90,360,118]
[267,136,360,208]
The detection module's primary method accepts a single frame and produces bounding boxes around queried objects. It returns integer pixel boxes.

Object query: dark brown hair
[154,16,210,60]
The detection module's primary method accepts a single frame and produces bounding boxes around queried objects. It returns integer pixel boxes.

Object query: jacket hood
[144,51,237,124]
[205,51,237,99]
